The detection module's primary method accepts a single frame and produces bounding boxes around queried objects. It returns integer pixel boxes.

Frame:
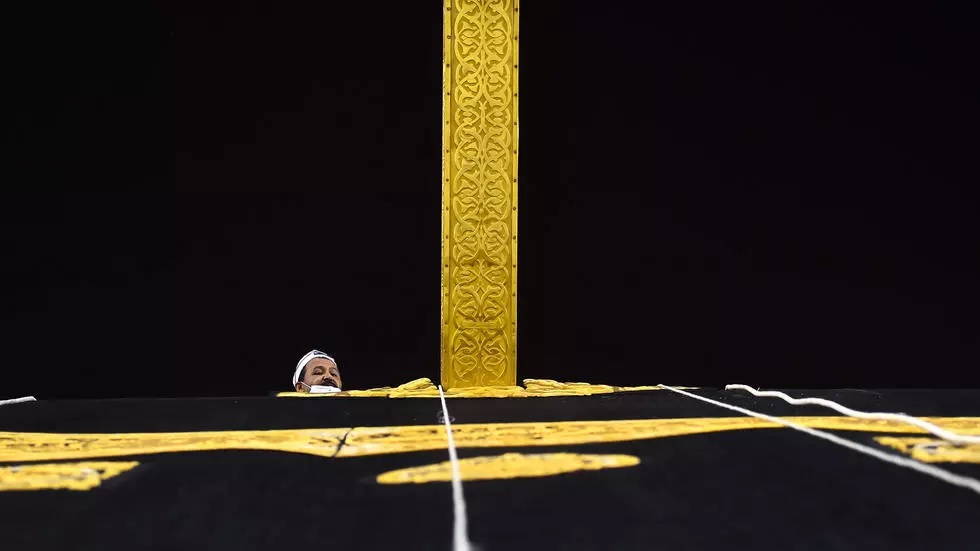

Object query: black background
[4,1,978,398]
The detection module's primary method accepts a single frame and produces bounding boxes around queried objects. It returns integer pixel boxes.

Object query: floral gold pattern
[442,0,519,388]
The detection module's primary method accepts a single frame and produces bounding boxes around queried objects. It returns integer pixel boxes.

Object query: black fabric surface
[1,389,977,550]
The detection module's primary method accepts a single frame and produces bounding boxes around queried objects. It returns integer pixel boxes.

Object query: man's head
[292,350,343,393]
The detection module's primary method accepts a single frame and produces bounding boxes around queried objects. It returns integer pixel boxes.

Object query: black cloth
[1,389,977,550]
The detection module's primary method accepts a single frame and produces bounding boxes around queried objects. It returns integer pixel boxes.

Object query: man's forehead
[305,358,337,369]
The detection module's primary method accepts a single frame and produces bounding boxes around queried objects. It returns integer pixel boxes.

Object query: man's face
[296,358,342,392]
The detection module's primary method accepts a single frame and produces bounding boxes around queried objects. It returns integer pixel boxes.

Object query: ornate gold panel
[441,0,519,387]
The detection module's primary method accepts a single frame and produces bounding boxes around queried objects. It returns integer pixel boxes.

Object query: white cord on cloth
[726,384,980,445]
[0,396,36,407]
[438,385,474,551]
[658,384,980,496]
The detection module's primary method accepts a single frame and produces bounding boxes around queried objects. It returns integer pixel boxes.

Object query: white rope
[0,396,36,407]
[437,385,474,551]
[657,384,980,496]
[726,384,980,445]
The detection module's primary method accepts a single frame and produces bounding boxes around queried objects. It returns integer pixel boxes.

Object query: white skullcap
[292,349,337,387]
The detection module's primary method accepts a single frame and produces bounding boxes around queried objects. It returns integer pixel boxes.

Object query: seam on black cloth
[331,427,354,458]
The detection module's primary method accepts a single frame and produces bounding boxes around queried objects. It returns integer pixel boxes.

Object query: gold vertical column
[441,0,519,388]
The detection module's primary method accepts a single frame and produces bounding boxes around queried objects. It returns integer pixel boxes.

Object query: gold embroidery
[876,437,980,464]
[338,417,980,458]
[277,378,669,398]
[0,428,348,463]
[0,461,139,491]
[521,379,666,396]
[377,453,638,484]
[442,0,520,388]
[2,418,977,463]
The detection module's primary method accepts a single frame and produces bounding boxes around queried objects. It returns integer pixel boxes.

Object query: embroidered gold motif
[442,0,520,388]
[0,461,139,491]
[377,453,639,484]
[876,437,980,464]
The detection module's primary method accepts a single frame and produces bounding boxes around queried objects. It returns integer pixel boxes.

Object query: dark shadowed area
[4,1,978,398]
